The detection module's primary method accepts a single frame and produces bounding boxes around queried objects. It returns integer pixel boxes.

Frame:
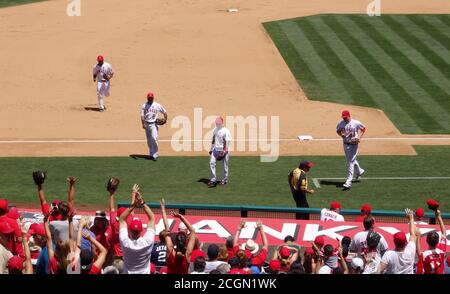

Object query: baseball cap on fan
[393,232,408,248]
[129,219,143,234]
[342,110,351,118]
[0,199,9,211]
[415,208,425,218]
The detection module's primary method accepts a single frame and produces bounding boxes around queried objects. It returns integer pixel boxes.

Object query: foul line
[0,137,449,144]
[312,176,450,189]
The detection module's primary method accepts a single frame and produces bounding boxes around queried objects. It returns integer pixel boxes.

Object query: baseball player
[320,201,345,222]
[140,92,168,161]
[93,55,114,112]
[336,110,366,190]
[208,117,231,187]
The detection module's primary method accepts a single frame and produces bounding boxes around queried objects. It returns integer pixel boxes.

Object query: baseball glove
[156,118,167,126]
[32,171,47,186]
[106,177,120,194]
[349,137,360,144]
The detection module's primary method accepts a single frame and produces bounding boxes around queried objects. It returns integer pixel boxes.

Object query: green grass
[263,14,450,134]
[1,146,450,211]
[0,0,46,8]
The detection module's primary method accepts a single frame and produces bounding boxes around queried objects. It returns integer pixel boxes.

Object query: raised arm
[142,201,155,230]
[173,212,196,260]
[233,220,246,247]
[19,220,33,274]
[82,231,107,270]
[160,198,174,253]
[405,208,417,243]
[338,245,348,274]
[435,209,446,236]
[256,221,268,250]
[44,214,54,262]
[76,218,87,252]
[37,184,47,207]
[67,177,76,212]
[68,209,76,252]
[119,184,139,229]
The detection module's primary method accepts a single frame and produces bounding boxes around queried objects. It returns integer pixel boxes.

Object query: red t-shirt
[167,249,189,274]
[250,248,268,264]
[109,211,134,257]
[41,203,62,221]
[90,226,112,251]
[416,236,447,274]
[0,216,23,256]
[89,264,102,274]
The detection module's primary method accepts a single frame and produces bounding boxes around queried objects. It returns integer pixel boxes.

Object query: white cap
[318,265,332,274]
[351,257,364,270]
[178,222,187,232]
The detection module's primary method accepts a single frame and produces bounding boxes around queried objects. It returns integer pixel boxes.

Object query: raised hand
[255,221,263,230]
[160,198,166,208]
[238,220,246,230]
[67,176,77,186]
[170,211,182,219]
[81,230,91,240]
[132,184,140,194]
[405,208,414,220]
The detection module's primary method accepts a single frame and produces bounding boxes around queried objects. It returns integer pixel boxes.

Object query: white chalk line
[0,137,449,144]
[312,176,450,189]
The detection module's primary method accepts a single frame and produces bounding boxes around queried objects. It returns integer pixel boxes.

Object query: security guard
[288,160,315,220]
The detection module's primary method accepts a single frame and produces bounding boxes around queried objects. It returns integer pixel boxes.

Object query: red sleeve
[256,248,268,261]
[41,203,49,215]
[233,245,240,255]
[416,253,424,274]
[89,264,102,274]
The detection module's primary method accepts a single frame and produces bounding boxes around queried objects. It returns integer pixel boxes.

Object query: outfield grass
[0,0,46,8]
[263,14,450,134]
[1,146,449,211]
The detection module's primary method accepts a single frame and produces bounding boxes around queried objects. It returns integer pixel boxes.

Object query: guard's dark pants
[290,185,310,220]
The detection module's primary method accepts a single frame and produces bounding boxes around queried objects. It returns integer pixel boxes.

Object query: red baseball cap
[415,208,425,218]
[314,236,325,247]
[342,110,350,118]
[0,221,15,234]
[6,207,20,220]
[330,201,341,210]
[360,204,372,214]
[51,200,61,206]
[117,207,127,218]
[147,92,154,100]
[97,55,104,62]
[426,199,439,210]
[129,219,143,233]
[215,116,224,124]
[29,223,46,237]
[269,260,281,272]
[304,247,315,256]
[279,246,291,259]
[0,199,9,211]
[8,256,24,273]
[393,232,408,248]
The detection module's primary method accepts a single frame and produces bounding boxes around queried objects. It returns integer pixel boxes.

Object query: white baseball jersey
[380,241,416,274]
[93,62,113,82]
[349,230,389,256]
[320,208,345,222]
[212,127,231,151]
[140,102,167,123]
[336,119,366,144]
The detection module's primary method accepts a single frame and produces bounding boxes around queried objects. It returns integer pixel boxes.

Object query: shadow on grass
[129,154,152,160]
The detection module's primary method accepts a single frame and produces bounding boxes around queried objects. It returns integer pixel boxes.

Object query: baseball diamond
[0,0,450,281]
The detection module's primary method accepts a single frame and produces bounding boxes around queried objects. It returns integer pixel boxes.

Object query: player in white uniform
[320,201,345,222]
[92,55,114,112]
[140,92,168,161]
[336,110,366,189]
[208,117,232,187]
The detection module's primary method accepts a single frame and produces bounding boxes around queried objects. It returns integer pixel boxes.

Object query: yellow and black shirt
[289,168,307,191]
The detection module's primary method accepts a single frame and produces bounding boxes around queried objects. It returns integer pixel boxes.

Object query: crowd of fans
[0,176,449,274]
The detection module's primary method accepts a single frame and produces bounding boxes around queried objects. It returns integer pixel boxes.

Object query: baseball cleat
[218,180,227,186]
[207,181,217,188]
[356,169,365,181]
[149,156,157,161]
[342,183,351,190]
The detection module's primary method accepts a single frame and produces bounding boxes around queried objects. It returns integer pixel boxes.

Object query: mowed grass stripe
[380,16,450,103]
[436,15,450,27]
[317,15,423,133]
[263,22,323,99]
[294,18,375,107]
[278,21,354,104]
[351,15,448,132]
[385,16,450,80]
[407,15,450,52]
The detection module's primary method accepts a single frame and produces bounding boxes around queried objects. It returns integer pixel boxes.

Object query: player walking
[208,117,231,187]
[140,92,168,161]
[92,55,114,112]
[336,110,366,190]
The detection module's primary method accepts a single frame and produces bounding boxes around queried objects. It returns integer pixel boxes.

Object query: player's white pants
[210,150,229,183]
[97,81,110,110]
[145,123,159,158]
[344,143,362,186]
